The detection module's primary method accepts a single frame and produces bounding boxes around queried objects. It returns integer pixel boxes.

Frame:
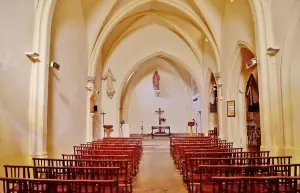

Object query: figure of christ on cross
[155,108,164,133]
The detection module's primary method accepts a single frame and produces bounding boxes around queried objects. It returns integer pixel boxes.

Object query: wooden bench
[192,164,300,192]
[211,176,300,193]
[177,151,270,172]
[74,150,140,175]
[0,177,119,193]
[32,158,133,191]
[183,156,292,185]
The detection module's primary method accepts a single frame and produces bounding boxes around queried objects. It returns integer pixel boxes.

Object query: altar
[151,107,171,138]
[151,126,171,138]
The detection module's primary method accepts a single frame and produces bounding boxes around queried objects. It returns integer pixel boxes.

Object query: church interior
[1,0,300,192]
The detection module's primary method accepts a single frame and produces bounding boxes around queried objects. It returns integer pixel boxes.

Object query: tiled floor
[133,138,187,193]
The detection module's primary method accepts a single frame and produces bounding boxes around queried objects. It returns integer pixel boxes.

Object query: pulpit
[104,125,113,137]
[188,122,195,136]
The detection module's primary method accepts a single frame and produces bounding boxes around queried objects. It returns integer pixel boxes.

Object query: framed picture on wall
[227,100,235,117]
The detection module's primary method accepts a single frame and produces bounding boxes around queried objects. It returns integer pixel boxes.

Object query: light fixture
[86,85,92,90]
[87,76,96,83]
[214,83,223,87]
[230,0,235,3]
[24,52,40,62]
[245,58,257,69]
[49,61,60,71]
[267,47,280,56]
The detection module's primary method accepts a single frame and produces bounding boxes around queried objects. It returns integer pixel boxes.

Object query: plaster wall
[0,0,34,175]
[123,59,193,134]
[219,0,255,145]
[47,0,88,157]
[100,24,204,137]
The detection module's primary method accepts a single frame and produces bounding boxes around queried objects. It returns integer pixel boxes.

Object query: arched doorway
[245,74,261,150]
[239,47,261,151]
[208,72,218,136]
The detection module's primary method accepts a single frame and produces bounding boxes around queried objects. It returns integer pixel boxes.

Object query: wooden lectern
[188,122,195,136]
[104,125,113,137]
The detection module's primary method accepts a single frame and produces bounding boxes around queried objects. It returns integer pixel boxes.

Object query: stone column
[29,0,57,158]
[86,81,94,142]
[216,76,224,139]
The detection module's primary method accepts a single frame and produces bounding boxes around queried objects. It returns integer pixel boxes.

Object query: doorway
[245,74,261,151]
[239,47,261,151]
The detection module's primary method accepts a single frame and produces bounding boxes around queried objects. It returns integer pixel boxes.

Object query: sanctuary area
[1,0,300,192]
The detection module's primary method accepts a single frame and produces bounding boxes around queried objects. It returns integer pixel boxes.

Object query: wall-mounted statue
[102,69,116,99]
[90,93,96,113]
[153,70,160,90]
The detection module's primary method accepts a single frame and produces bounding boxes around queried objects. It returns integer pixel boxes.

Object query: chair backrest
[211,176,300,193]
[4,165,120,181]
[0,177,119,193]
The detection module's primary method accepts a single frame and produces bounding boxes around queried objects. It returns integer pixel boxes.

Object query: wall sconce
[246,58,257,69]
[86,85,93,90]
[214,83,223,88]
[49,61,60,71]
[87,76,96,83]
[24,52,40,62]
[267,47,280,56]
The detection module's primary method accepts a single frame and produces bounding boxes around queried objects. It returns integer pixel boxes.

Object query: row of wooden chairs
[0,137,143,193]
[170,132,300,193]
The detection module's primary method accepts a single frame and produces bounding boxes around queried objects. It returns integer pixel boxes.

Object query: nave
[1,131,300,192]
[133,139,187,192]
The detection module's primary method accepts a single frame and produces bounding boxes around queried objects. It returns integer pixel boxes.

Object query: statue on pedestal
[102,69,116,99]
[153,70,160,90]
[90,93,96,113]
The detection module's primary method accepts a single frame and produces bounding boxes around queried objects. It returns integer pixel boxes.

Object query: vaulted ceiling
[80,0,231,70]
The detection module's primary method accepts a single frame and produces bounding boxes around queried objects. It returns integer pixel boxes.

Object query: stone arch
[207,69,219,134]
[88,0,221,79]
[29,0,275,153]
[228,43,257,148]
[117,51,204,124]
[102,15,204,71]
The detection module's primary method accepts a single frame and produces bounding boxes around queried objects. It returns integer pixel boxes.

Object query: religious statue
[90,93,96,113]
[102,69,116,99]
[152,70,160,90]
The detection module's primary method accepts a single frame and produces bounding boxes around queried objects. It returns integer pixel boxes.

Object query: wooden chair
[212,176,300,193]
[0,177,119,193]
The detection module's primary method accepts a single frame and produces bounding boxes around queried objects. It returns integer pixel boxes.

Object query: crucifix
[100,112,106,137]
[155,108,164,133]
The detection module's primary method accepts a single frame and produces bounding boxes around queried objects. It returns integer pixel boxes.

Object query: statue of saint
[102,69,116,99]
[152,70,160,90]
[90,93,96,113]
